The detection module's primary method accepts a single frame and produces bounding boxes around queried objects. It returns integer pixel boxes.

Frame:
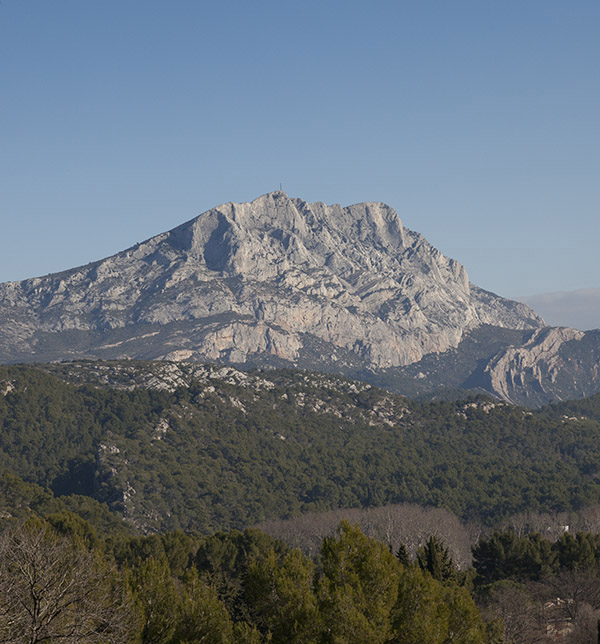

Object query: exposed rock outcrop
[485,327,585,401]
[482,327,600,405]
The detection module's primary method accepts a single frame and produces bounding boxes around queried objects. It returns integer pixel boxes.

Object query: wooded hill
[2,360,600,534]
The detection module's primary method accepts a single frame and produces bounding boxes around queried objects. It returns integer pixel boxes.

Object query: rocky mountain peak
[161,191,410,281]
[0,193,543,374]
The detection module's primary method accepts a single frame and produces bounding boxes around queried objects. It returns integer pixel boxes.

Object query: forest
[2,361,600,533]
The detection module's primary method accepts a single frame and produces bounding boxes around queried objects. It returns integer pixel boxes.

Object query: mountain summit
[0,192,542,374]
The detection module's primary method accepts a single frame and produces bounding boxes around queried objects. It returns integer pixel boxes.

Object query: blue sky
[1,0,598,297]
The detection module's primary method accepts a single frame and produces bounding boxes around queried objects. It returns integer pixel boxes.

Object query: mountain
[518,288,600,331]
[0,193,538,362]
[0,191,598,405]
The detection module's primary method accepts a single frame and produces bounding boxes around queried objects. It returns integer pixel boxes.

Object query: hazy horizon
[517,288,600,331]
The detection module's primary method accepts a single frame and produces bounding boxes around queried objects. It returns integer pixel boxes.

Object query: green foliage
[173,569,236,644]
[0,469,61,519]
[472,531,540,585]
[162,531,202,578]
[126,556,181,644]
[5,361,600,533]
[392,566,489,644]
[395,542,410,567]
[0,469,135,538]
[553,531,599,572]
[472,528,600,586]
[114,534,168,569]
[317,521,402,643]
[473,530,559,585]
[45,510,101,551]
[416,535,458,584]
[440,583,490,644]
[1,517,494,644]
[195,528,289,621]
[121,539,264,644]
[245,548,320,643]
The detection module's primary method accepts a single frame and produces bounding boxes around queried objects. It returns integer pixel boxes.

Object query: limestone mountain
[0,192,539,360]
[0,191,597,405]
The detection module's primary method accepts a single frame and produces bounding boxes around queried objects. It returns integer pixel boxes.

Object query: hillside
[2,360,600,533]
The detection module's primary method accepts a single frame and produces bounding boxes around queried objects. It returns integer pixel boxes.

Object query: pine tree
[173,568,235,644]
[395,542,410,567]
[391,566,488,644]
[245,548,320,643]
[317,521,401,644]
[416,535,457,584]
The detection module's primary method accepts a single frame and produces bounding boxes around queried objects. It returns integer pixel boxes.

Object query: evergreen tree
[245,548,320,643]
[416,535,457,583]
[395,542,410,567]
[391,566,450,644]
[195,528,289,620]
[472,531,525,585]
[126,556,180,644]
[520,532,556,580]
[172,568,236,644]
[554,531,597,572]
[317,521,401,644]
[391,566,488,644]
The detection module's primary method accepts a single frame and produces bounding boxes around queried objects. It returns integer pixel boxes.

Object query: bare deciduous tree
[533,570,600,620]
[257,502,473,568]
[564,603,600,644]
[0,519,135,644]
[480,584,548,644]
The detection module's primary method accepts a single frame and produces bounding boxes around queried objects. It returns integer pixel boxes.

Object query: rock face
[484,327,585,402]
[0,191,543,373]
[482,327,600,406]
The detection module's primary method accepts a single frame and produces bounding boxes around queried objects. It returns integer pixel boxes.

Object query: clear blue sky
[1,0,598,297]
